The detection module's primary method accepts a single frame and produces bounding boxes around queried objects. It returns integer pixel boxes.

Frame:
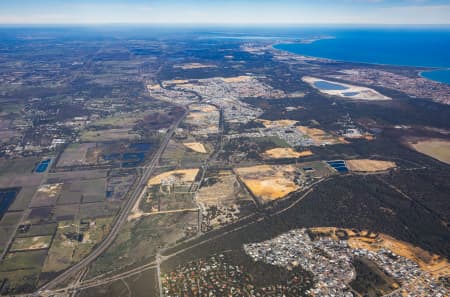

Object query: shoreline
[272,42,450,85]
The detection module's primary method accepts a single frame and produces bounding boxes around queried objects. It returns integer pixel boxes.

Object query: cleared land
[57,143,97,167]
[184,104,220,136]
[297,126,346,146]
[407,138,450,165]
[10,235,53,251]
[174,63,217,70]
[42,217,113,273]
[196,170,251,206]
[303,76,391,101]
[129,169,200,221]
[346,159,396,172]
[183,142,207,154]
[258,119,298,128]
[80,129,140,142]
[348,231,449,278]
[262,148,313,159]
[30,183,63,208]
[147,169,200,186]
[235,165,299,202]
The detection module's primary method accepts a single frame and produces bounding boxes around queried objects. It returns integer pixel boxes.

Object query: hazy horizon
[1,0,450,25]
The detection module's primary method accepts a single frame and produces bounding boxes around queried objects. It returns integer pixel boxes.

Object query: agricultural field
[346,159,397,172]
[29,183,63,208]
[0,157,40,178]
[56,143,100,167]
[161,140,211,167]
[88,211,199,278]
[10,235,53,251]
[80,128,141,142]
[406,138,450,165]
[0,211,22,255]
[0,250,48,295]
[106,170,136,201]
[42,217,113,274]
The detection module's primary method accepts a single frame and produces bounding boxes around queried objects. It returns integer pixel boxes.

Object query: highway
[38,109,187,293]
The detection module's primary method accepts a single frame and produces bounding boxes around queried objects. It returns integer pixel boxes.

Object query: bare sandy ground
[262,148,313,159]
[346,159,396,172]
[235,165,299,202]
[408,138,450,165]
[183,142,207,154]
[148,169,200,186]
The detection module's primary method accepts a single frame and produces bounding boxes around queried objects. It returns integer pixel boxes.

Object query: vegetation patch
[10,235,53,251]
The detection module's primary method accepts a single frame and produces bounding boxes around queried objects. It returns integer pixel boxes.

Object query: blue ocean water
[274,28,450,84]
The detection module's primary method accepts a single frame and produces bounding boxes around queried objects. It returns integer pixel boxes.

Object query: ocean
[273,27,450,85]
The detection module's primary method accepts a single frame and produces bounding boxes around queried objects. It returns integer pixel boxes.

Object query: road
[38,109,187,293]
[42,172,327,296]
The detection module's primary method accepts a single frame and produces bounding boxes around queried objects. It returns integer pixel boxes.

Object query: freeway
[37,108,187,293]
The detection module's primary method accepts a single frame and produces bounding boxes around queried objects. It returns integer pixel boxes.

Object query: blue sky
[1,0,450,25]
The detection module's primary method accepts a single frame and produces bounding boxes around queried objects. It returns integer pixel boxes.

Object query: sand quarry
[303,76,391,101]
[183,142,207,154]
[235,165,299,202]
[346,159,396,172]
[262,148,313,159]
[148,169,200,186]
[407,138,450,165]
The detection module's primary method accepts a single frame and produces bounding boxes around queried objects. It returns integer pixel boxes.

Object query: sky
[1,0,450,25]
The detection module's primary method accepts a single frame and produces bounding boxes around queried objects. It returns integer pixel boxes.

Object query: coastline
[272,42,450,85]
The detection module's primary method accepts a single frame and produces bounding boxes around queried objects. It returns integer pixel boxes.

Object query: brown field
[183,142,207,154]
[346,159,396,172]
[80,129,140,142]
[297,126,346,146]
[221,75,252,83]
[174,63,217,70]
[42,218,112,273]
[57,143,97,167]
[407,138,450,165]
[257,119,298,128]
[196,170,251,206]
[29,183,63,208]
[10,235,53,251]
[235,165,299,202]
[148,169,200,186]
[262,148,313,159]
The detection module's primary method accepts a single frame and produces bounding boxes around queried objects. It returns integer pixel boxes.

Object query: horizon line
[1,23,450,27]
